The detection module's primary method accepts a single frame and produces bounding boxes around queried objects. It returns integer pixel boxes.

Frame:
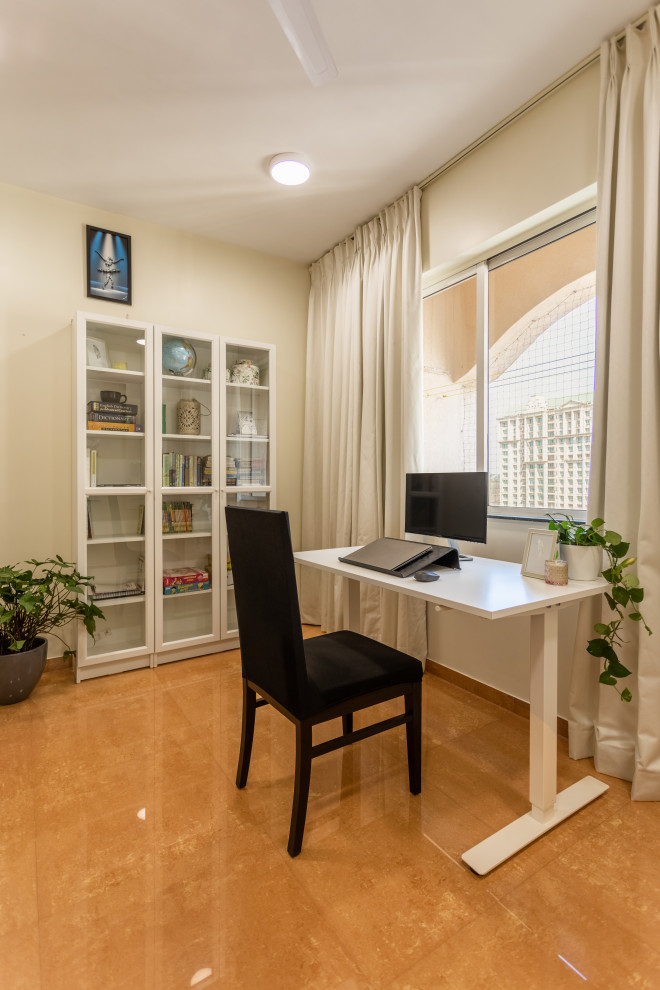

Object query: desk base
[461,776,609,875]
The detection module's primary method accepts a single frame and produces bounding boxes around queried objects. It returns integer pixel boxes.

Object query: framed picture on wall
[86,224,132,304]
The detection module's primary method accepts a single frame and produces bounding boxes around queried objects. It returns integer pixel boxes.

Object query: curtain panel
[568,8,660,799]
[300,187,426,659]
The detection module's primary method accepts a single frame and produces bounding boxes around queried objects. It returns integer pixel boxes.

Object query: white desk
[294,547,609,875]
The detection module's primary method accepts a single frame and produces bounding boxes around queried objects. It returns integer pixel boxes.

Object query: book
[162,501,193,533]
[88,412,137,424]
[88,400,139,415]
[162,566,209,586]
[87,422,136,432]
[137,504,145,535]
[163,580,210,596]
[89,448,97,486]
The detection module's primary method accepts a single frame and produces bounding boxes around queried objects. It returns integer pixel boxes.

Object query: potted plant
[0,556,105,705]
[547,514,652,702]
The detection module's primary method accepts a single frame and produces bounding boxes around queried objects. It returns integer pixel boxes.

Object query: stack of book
[88,400,140,432]
[162,452,210,487]
[235,457,266,486]
[162,567,210,595]
[162,501,193,533]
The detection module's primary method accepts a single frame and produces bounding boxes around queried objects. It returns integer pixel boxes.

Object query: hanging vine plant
[547,515,652,702]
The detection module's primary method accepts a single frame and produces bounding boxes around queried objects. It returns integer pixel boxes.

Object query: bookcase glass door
[159,492,215,646]
[225,344,271,490]
[76,313,154,678]
[222,481,272,637]
[222,340,275,642]
[155,327,219,654]
[84,494,148,659]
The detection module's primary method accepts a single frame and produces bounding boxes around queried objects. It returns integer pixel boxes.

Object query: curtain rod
[418,6,651,191]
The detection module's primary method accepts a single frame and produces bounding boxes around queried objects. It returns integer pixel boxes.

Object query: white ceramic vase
[559,544,603,581]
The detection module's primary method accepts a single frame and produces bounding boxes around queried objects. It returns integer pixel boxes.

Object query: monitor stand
[448,538,472,562]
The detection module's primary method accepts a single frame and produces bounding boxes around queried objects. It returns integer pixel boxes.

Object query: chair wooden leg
[406,682,422,795]
[288,720,312,857]
[342,713,353,734]
[236,680,257,789]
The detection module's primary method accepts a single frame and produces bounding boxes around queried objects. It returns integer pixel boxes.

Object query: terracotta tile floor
[1,627,659,989]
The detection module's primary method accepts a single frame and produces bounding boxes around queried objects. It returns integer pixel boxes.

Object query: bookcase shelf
[162,433,212,441]
[88,536,146,545]
[74,314,275,680]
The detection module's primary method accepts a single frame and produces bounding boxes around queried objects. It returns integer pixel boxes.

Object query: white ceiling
[0,0,645,264]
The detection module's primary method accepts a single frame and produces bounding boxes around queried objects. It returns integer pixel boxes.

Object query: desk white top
[294,547,608,621]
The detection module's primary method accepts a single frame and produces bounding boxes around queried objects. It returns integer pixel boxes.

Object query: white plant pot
[559,544,603,581]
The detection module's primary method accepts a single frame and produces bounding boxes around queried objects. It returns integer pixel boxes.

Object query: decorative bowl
[162,338,196,377]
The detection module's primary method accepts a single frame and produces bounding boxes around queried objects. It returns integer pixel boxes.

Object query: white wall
[421,63,600,717]
[0,182,309,575]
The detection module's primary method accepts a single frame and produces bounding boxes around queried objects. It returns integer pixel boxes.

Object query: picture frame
[521,528,558,579]
[238,411,257,436]
[86,336,109,368]
[86,224,132,304]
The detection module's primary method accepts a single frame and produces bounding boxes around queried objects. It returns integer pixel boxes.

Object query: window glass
[488,223,596,511]
[422,274,477,471]
[422,214,596,517]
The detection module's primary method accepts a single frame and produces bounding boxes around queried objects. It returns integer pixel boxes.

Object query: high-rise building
[496,396,592,510]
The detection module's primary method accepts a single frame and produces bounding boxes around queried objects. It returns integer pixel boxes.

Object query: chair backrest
[225,506,311,716]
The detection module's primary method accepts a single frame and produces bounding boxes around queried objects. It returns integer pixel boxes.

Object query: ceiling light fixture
[269,153,310,186]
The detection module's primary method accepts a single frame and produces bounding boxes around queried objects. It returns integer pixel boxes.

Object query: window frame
[422,207,597,523]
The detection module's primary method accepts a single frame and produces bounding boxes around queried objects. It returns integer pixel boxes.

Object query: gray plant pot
[0,637,48,705]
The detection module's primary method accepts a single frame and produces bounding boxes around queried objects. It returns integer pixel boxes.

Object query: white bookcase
[73,313,275,681]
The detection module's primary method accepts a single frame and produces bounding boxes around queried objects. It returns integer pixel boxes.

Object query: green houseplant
[0,556,105,704]
[547,515,652,702]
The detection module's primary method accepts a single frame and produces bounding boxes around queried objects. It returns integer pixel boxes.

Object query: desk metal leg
[343,577,361,633]
[461,605,608,875]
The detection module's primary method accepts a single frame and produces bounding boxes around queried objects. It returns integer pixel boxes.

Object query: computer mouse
[414,569,439,582]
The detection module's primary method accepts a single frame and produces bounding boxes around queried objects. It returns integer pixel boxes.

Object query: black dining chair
[225,505,423,857]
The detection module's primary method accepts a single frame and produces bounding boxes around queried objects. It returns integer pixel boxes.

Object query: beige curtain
[568,8,660,799]
[299,186,427,659]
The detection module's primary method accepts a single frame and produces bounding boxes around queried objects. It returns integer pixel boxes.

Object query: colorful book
[163,580,210,595]
[162,567,209,586]
[88,401,139,415]
[87,422,136,432]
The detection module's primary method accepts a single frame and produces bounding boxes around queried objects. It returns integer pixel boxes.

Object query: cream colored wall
[421,63,600,717]
[0,183,309,573]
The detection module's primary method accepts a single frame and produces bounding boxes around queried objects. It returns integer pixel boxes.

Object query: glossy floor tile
[0,627,658,989]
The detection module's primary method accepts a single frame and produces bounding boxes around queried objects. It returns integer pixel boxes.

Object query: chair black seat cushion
[303,630,423,714]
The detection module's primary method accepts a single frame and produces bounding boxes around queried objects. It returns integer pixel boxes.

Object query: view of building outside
[490,293,595,510]
[422,219,597,514]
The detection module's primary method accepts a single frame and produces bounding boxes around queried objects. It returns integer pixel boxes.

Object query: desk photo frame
[522,528,558,579]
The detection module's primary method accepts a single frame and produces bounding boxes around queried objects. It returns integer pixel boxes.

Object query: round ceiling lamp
[269,153,310,186]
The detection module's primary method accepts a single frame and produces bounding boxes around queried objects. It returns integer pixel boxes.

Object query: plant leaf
[621,688,633,703]
[599,671,617,685]
[607,659,632,679]
[612,586,630,606]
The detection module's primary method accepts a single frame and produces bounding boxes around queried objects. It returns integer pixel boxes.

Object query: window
[423,210,596,517]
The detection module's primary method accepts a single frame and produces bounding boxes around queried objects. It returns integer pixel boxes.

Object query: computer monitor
[405,472,488,545]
